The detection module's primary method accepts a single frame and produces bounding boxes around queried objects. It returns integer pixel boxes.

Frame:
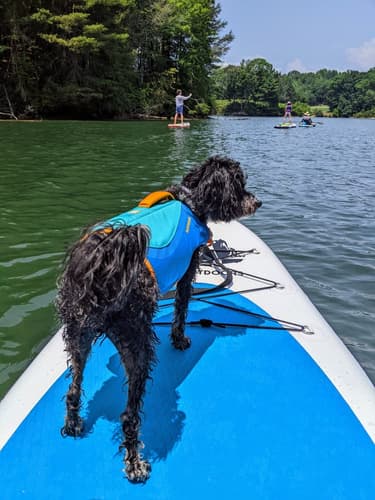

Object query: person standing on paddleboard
[284,101,293,122]
[174,90,192,125]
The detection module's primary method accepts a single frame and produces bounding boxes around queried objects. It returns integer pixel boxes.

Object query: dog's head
[179,156,261,222]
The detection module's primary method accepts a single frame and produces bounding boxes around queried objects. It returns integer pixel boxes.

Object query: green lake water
[0,117,374,398]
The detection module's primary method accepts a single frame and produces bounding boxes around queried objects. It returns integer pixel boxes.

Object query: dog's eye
[241,171,248,187]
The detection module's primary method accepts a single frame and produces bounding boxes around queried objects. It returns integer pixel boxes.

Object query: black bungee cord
[154,243,314,335]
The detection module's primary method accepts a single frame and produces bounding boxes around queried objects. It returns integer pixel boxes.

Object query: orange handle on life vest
[138,191,175,208]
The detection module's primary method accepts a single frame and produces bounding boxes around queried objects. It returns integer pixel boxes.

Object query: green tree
[0,0,231,118]
[210,58,280,115]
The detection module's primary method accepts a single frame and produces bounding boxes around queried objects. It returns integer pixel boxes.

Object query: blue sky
[218,0,375,73]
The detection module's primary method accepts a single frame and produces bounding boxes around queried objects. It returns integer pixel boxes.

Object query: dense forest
[1,1,374,119]
[0,0,232,119]
[212,60,375,118]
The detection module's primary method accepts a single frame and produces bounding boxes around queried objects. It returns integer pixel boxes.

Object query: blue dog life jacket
[103,195,210,294]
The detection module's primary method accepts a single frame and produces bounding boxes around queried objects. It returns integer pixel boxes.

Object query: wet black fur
[56,156,261,483]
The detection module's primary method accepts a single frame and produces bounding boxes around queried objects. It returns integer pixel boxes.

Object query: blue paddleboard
[1,221,374,499]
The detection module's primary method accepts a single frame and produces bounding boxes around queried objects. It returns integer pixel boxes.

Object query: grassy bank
[212,100,334,117]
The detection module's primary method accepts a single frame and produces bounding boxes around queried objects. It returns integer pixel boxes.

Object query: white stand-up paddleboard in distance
[1,221,374,499]
[168,122,190,128]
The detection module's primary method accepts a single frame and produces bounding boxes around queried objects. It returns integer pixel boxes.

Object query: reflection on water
[0,117,374,397]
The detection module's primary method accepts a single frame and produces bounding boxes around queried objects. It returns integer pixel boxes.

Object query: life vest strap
[138,191,175,208]
[80,226,113,242]
[144,258,156,282]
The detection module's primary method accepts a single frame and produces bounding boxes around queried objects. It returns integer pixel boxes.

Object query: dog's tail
[56,224,150,325]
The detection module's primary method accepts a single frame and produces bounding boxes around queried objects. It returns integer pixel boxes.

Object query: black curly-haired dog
[56,156,261,483]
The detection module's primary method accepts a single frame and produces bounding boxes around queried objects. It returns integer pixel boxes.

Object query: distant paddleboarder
[283,101,293,122]
[301,111,313,125]
[174,90,192,125]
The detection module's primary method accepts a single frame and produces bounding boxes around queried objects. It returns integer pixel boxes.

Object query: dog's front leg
[171,248,200,350]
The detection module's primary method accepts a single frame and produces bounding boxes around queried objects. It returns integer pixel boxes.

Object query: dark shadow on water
[81,298,265,462]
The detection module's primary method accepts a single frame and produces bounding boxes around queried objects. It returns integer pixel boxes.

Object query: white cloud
[347,38,375,70]
[285,58,308,73]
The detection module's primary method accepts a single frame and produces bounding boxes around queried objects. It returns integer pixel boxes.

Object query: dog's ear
[182,156,244,190]
[199,157,245,212]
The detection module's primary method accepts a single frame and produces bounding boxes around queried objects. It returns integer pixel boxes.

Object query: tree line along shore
[1,1,374,120]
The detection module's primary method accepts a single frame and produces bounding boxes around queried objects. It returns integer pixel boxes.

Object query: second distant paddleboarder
[284,101,293,122]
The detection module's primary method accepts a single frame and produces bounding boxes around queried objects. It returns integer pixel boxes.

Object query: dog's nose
[256,199,262,208]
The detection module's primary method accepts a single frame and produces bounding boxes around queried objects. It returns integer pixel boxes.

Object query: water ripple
[0,117,374,396]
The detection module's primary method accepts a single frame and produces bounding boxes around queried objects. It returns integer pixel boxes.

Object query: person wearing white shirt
[174,90,192,125]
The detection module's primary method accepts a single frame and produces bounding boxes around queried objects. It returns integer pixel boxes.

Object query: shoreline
[1,115,374,122]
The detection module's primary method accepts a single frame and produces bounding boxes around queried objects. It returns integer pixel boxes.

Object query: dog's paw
[125,459,151,483]
[172,335,191,351]
[61,416,84,438]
